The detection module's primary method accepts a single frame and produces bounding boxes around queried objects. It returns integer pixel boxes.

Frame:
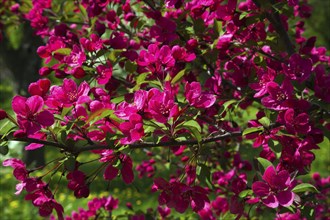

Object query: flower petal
[262,195,279,208]
[277,190,294,207]
[26,96,44,113]
[262,166,276,186]
[252,181,270,197]
[104,164,119,181]
[25,143,44,150]
[12,96,27,116]
[36,110,54,126]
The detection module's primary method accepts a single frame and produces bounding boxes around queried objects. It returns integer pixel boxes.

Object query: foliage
[0,0,330,219]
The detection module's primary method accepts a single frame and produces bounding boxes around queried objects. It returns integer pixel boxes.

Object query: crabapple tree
[0,0,329,219]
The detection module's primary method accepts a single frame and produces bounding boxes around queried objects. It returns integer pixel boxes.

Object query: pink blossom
[119,113,144,144]
[314,65,330,103]
[2,158,28,181]
[12,95,54,135]
[48,78,90,108]
[67,170,90,198]
[152,178,209,213]
[0,109,7,120]
[158,205,171,219]
[64,45,86,68]
[250,67,276,98]
[261,80,293,110]
[147,88,179,123]
[96,62,112,85]
[283,108,311,135]
[252,166,295,208]
[104,196,119,211]
[80,34,103,52]
[103,164,119,181]
[279,136,319,173]
[136,159,155,178]
[28,79,51,97]
[171,45,196,62]
[283,54,313,82]
[185,82,216,108]
[26,190,64,220]
[121,155,134,184]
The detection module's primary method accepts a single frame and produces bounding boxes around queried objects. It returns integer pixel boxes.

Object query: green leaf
[125,60,137,73]
[256,157,273,171]
[193,18,206,35]
[182,120,202,143]
[292,183,319,193]
[0,145,9,155]
[239,189,253,198]
[317,136,329,149]
[219,99,237,115]
[0,121,16,137]
[213,20,222,36]
[132,72,151,91]
[78,4,87,18]
[188,126,202,143]
[86,109,116,125]
[197,164,212,187]
[60,130,67,144]
[5,24,23,49]
[242,127,264,136]
[61,107,73,117]
[182,120,201,132]
[111,96,125,104]
[64,157,76,171]
[258,117,270,128]
[171,69,185,84]
[53,48,72,56]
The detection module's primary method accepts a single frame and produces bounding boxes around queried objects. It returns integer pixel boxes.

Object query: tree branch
[8,131,243,154]
[252,0,295,55]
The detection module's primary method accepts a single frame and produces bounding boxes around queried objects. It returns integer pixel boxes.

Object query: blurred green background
[1,0,329,219]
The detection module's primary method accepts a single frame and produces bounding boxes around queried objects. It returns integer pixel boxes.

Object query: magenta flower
[283,54,313,82]
[67,170,90,198]
[252,166,295,208]
[152,177,209,213]
[314,64,330,103]
[0,109,7,120]
[12,95,54,135]
[25,190,64,220]
[137,44,175,74]
[28,79,51,97]
[2,158,28,181]
[283,108,311,135]
[216,0,237,21]
[171,45,196,62]
[119,113,144,144]
[80,33,103,52]
[96,62,112,85]
[185,82,216,108]
[33,194,64,219]
[147,88,179,123]
[250,67,276,98]
[279,136,318,173]
[104,196,119,211]
[261,80,293,110]
[103,164,119,181]
[136,159,155,178]
[48,78,90,107]
[64,45,86,68]
[120,155,134,184]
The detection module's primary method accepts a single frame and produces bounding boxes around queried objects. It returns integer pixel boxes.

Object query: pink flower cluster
[1,0,329,219]
[63,196,118,220]
[3,159,64,219]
